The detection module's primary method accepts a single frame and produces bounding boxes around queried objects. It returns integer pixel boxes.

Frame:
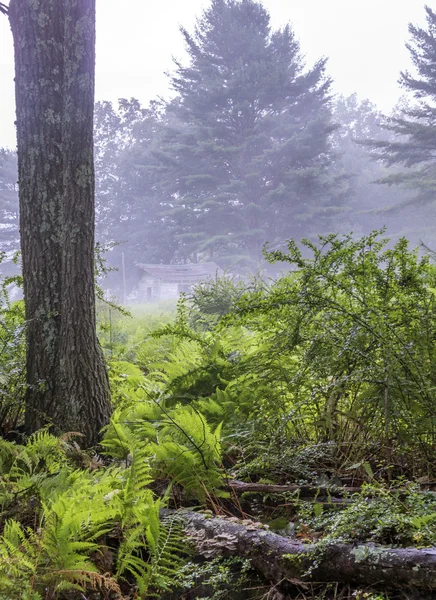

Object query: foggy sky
[0,0,427,149]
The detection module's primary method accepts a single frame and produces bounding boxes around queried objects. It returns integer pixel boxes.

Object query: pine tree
[370,6,436,212]
[332,95,419,239]
[154,0,342,269]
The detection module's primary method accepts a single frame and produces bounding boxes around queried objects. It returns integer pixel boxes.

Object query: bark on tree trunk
[178,510,436,591]
[8,0,111,446]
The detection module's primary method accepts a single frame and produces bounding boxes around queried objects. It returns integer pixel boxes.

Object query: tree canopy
[146,0,344,269]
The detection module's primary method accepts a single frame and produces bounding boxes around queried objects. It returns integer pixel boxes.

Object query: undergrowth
[2,232,436,598]
[0,426,202,599]
[303,481,436,547]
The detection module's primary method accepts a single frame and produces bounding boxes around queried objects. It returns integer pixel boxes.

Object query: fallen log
[228,479,436,500]
[228,479,361,498]
[176,510,436,590]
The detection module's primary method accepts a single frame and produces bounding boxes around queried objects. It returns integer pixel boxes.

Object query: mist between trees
[1,0,435,299]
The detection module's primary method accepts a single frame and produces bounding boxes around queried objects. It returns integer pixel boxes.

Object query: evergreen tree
[154,0,343,269]
[332,95,420,239]
[370,6,436,217]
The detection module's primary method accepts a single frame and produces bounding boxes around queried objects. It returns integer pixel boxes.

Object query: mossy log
[178,510,436,591]
[228,479,361,497]
[228,479,436,499]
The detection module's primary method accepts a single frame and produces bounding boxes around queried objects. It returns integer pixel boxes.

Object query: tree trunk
[8,0,111,446]
[178,510,436,591]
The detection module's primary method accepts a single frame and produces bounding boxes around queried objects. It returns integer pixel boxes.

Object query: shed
[136,262,224,302]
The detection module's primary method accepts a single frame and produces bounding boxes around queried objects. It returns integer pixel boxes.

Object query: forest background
[1,0,435,297]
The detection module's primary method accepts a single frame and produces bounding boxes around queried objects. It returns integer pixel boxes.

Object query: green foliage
[102,401,225,502]
[96,231,436,481]
[126,232,436,476]
[0,429,188,598]
[2,230,436,597]
[225,231,436,466]
[175,557,253,600]
[108,360,147,408]
[187,275,248,330]
[188,273,267,330]
[308,482,436,547]
[97,301,176,365]
[0,445,122,596]
[235,442,339,485]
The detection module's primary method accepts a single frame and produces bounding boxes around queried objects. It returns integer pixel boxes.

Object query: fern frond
[50,569,121,594]
[147,513,189,592]
[102,401,224,501]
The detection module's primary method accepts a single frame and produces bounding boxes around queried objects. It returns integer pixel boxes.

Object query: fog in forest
[0,0,434,302]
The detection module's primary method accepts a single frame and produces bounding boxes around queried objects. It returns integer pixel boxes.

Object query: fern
[0,427,189,598]
[0,471,120,594]
[147,513,190,595]
[0,520,38,596]
[0,437,20,473]
[110,429,190,596]
[153,405,224,500]
[102,401,225,502]
[108,360,148,408]
[16,430,70,475]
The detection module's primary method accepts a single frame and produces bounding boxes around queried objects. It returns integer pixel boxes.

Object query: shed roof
[136,262,223,283]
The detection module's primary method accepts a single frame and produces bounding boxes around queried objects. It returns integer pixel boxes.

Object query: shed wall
[160,281,179,300]
[138,275,181,301]
[138,275,160,302]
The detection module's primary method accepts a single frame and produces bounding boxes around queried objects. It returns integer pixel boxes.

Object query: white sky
[0,0,427,149]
